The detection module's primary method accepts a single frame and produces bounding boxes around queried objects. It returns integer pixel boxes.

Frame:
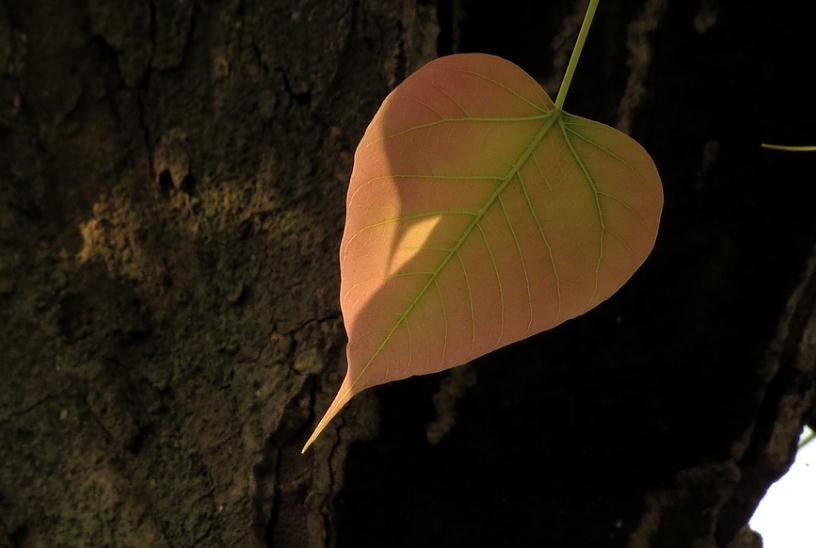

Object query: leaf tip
[300,381,354,454]
[300,438,314,454]
[301,414,330,454]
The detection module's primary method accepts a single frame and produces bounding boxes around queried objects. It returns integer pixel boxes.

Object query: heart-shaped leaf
[303,53,663,451]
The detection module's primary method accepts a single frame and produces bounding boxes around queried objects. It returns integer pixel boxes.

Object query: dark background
[338,2,816,546]
[2,1,815,547]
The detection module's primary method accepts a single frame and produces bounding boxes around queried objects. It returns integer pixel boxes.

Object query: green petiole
[555,0,600,111]
[761,143,816,152]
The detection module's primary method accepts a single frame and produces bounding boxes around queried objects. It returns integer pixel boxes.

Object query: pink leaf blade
[302,53,663,452]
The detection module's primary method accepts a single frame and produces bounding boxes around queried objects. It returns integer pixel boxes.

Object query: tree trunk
[1,1,815,547]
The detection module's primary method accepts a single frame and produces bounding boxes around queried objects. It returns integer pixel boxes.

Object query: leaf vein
[517,171,562,320]
[362,113,551,149]
[531,150,554,194]
[598,191,647,226]
[439,67,551,114]
[343,210,478,258]
[428,80,470,116]
[348,174,503,208]
[563,121,650,189]
[342,271,435,303]
[499,194,533,332]
[456,251,476,349]
[560,119,606,305]
[405,317,413,372]
[477,221,504,345]
[434,278,448,364]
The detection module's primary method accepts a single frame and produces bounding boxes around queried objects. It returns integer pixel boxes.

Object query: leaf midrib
[346,109,564,393]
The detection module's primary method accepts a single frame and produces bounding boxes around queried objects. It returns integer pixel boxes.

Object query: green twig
[555,0,600,111]
[761,143,816,152]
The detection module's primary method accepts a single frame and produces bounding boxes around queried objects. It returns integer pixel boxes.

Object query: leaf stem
[761,143,816,152]
[555,0,600,111]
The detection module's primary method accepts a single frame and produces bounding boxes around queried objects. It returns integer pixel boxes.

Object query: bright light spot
[750,426,816,548]
[390,216,440,274]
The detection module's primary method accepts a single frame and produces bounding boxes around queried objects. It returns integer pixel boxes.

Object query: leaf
[303,53,663,451]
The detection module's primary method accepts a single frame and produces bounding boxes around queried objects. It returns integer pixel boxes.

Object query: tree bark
[1,1,815,547]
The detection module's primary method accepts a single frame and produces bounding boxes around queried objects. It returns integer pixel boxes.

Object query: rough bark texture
[1,1,815,547]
